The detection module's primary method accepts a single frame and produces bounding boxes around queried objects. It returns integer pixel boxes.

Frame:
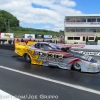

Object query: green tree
[95,36,98,42]
[0,9,60,37]
[0,10,19,32]
[0,16,6,32]
[86,36,88,42]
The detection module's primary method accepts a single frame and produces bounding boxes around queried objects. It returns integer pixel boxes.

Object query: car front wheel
[24,54,31,63]
[73,62,81,71]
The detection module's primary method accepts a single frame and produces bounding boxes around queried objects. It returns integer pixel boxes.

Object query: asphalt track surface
[0,49,100,100]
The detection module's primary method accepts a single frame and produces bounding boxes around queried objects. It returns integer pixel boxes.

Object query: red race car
[15,42,100,73]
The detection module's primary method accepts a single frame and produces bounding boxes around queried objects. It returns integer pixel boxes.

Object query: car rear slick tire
[24,54,31,63]
[73,62,81,71]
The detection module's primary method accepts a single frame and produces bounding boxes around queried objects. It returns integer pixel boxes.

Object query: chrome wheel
[73,63,81,71]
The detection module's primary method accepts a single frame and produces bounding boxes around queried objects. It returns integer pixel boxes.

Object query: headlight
[98,60,100,65]
[89,63,94,66]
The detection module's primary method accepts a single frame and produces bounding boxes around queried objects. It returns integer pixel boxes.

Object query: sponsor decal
[93,22,100,25]
[0,33,14,38]
[33,51,63,62]
[56,44,85,48]
[24,34,35,39]
[72,50,100,56]
[66,22,84,24]
[75,33,96,36]
[66,22,100,25]
[4,33,11,38]
[27,35,32,38]
[35,35,43,38]
[44,35,52,39]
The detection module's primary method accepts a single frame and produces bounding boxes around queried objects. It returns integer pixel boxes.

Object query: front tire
[73,62,81,71]
[24,54,31,63]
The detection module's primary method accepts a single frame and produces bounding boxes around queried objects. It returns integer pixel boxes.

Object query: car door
[31,43,47,65]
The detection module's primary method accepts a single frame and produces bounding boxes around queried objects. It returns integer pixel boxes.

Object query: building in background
[64,14,100,44]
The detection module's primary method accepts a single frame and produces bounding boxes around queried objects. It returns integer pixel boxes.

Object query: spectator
[15,39,20,43]
[56,40,57,44]
[24,39,28,44]
[50,40,52,43]
[2,40,5,44]
[13,39,15,45]
[8,39,12,44]
[29,38,32,41]
[17,39,20,42]
[21,38,24,42]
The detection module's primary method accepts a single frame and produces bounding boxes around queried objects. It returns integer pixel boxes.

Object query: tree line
[0,10,59,37]
[0,10,19,32]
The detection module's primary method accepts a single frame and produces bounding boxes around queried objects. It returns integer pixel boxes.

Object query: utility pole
[8,19,10,33]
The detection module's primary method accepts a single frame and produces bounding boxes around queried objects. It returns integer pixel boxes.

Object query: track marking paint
[0,65,100,95]
[0,89,20,100]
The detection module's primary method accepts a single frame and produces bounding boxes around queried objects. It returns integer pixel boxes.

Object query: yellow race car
[14,41,43,65]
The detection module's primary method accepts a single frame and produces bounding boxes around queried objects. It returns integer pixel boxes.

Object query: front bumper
[81,63,100,73]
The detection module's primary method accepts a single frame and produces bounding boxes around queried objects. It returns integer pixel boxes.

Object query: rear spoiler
[14,42,26,46]
[27,41,36,46]
[15,42,36,46]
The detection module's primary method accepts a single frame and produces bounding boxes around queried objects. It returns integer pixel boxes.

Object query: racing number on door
[33,51,63,61]
[38,52,63,61]
[47,53,63,61]
[54,54,63,61]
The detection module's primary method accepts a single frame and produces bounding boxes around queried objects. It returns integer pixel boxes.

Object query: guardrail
[0,44,14,51]
[0,44,100,57]
[0,44,100,56]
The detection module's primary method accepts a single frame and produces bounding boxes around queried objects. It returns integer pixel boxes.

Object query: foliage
[86,36,88,42]
[0,9,60,37]
[10,27,59,38]
[95,36,98,42]
[0,10,19,32]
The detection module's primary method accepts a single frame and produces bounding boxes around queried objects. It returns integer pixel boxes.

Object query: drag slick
[14,42,100,73]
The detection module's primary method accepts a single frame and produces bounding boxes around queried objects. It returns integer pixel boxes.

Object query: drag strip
[0,49,100,91]
[0,65,99,100]
[0,65,100,95]
[0,49,100,100]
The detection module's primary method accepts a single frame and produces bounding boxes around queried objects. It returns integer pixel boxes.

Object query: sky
[0,0,100,32]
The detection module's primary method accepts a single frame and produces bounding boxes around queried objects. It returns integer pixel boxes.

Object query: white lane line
[0,66,100,95]
[0,89,20,100]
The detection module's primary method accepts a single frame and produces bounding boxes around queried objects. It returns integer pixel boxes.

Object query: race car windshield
[49,43,60,50]
[70,51,97,63]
